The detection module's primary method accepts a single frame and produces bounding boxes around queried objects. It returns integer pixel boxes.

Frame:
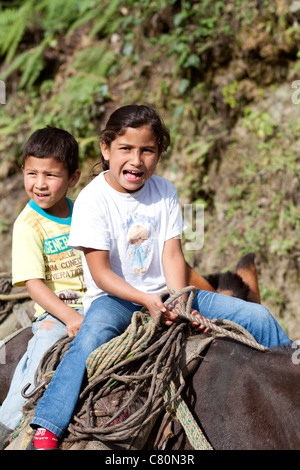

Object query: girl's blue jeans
[30,291,291,439]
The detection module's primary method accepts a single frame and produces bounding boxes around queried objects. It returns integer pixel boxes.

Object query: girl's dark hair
[99,105,170,170]
[23,126,79,176]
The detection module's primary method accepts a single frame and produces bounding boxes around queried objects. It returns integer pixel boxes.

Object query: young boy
[0,127,85,448]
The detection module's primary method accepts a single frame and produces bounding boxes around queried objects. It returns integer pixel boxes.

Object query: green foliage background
[0,0,299,335]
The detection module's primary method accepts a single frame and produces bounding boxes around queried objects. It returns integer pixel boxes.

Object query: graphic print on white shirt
[127,224,150,274]
[68,172,185,311]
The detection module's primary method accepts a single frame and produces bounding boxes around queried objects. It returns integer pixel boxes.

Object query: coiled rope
[161,286,269,352]
[22,315,193,449]
[0,275,30,320]
[21,286,268,450]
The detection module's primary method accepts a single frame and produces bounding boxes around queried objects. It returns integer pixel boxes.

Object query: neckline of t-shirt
[99,171,148,200]
[28,198,73,225]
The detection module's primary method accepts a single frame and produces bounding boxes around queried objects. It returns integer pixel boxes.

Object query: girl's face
[100,125,160,193]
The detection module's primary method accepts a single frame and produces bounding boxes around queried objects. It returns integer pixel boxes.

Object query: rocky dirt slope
[0,0,298,340]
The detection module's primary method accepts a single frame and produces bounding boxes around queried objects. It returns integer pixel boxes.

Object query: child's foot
[33,427,58,450]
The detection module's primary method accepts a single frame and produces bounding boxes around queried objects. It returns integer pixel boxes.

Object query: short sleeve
[12,221,45,286]
[165,188,185,241]
[68,189,111,252]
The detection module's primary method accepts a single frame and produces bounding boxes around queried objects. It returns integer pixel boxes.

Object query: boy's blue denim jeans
[0,310,83,431]
[30,291,291,439]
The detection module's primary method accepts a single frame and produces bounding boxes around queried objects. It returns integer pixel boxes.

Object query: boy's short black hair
[23,126,79,176]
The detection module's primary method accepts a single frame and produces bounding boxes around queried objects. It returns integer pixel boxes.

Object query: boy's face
[100,125,160,193]
[23,156,80,217]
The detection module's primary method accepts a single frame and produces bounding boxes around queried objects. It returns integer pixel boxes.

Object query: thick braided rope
[33,285,267,390]
[83,286,264,450]
[164,380,213,450]
[158,286,268,450]
[20,315,187,449]
[26,312,157,390]
[160,286,269,351]
[67,320,190,445]
[20,286,267,450]
[86,311,158,382]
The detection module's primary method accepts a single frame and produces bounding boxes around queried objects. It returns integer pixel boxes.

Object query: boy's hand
[64,309,84,337]
[25,279,84,337]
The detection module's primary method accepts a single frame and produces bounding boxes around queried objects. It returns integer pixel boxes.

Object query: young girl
[29,105,290,449]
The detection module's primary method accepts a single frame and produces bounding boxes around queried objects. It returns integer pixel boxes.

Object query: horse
[186,252,261,304]
[166,337,300,450]
[2,253,299,450]
[0,327,33,405]
[0,253,260,405]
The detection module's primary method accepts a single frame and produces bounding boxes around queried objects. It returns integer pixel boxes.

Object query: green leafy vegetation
[0,0,299,334]
[214,107,299,258]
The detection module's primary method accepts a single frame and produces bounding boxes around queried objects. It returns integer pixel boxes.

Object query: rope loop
[159,286,269,352]
[19,286,268,451]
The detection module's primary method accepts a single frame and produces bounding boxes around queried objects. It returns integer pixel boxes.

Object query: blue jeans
[30,291,290,439]
[0,311,83,431]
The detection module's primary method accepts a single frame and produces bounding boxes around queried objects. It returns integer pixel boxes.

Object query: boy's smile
[100,125,160,193]
[23,156,80,218]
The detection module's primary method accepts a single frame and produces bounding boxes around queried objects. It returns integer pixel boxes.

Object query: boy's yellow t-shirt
[12,198,86,318]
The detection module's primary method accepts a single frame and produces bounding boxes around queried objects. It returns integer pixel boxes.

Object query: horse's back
[169,338,300,450]
[0,327,33,404]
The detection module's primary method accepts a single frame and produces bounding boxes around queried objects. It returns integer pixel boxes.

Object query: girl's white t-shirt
[68,171,184,312]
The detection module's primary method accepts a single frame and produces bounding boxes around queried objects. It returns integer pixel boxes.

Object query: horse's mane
[267,343,296,355]
[205,271,250,300]
[259,343,299,370]
[218,336,295,361]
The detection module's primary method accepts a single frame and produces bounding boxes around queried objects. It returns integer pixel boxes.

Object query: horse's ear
[186,263,216,292]
[235,253,261,304]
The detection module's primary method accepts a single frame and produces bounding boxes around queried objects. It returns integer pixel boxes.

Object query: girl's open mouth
[123,170,144,182]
